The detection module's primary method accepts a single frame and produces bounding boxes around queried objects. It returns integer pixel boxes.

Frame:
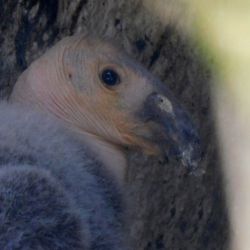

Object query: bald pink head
[11,35,201,180]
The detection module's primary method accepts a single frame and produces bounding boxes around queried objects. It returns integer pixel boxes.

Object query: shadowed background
[0,1,229,249]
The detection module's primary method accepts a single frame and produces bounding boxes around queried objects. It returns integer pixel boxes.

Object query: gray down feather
[0,102,128,250]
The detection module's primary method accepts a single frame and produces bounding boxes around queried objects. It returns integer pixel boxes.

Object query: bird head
[11,35,200,171]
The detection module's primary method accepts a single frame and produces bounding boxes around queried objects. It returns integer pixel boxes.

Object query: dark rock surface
[0,1,229,249]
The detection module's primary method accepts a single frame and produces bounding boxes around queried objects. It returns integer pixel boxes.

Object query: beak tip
[181,144,202,172]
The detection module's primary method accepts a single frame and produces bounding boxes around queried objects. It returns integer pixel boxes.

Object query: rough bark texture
[0,1,229,249]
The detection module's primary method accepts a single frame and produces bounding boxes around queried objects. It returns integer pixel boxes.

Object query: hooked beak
[141,88,201,171]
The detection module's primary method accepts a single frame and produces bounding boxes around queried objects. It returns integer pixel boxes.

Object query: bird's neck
[79,132,127,184]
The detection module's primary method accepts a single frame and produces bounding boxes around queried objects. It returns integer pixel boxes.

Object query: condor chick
[11,35,201,183]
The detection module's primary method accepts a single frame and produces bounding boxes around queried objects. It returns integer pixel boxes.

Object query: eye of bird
[100,69,121,87]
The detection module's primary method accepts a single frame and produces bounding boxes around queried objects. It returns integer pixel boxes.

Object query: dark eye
[100,69,120,87]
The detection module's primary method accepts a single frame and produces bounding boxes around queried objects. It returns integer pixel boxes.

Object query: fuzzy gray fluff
[0,102,127,250]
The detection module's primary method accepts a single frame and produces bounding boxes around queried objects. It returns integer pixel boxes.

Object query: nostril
[155,95,164,104]
[158,97,164,103]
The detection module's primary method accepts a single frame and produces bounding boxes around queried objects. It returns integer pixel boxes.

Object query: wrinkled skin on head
[10,35,201,176]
